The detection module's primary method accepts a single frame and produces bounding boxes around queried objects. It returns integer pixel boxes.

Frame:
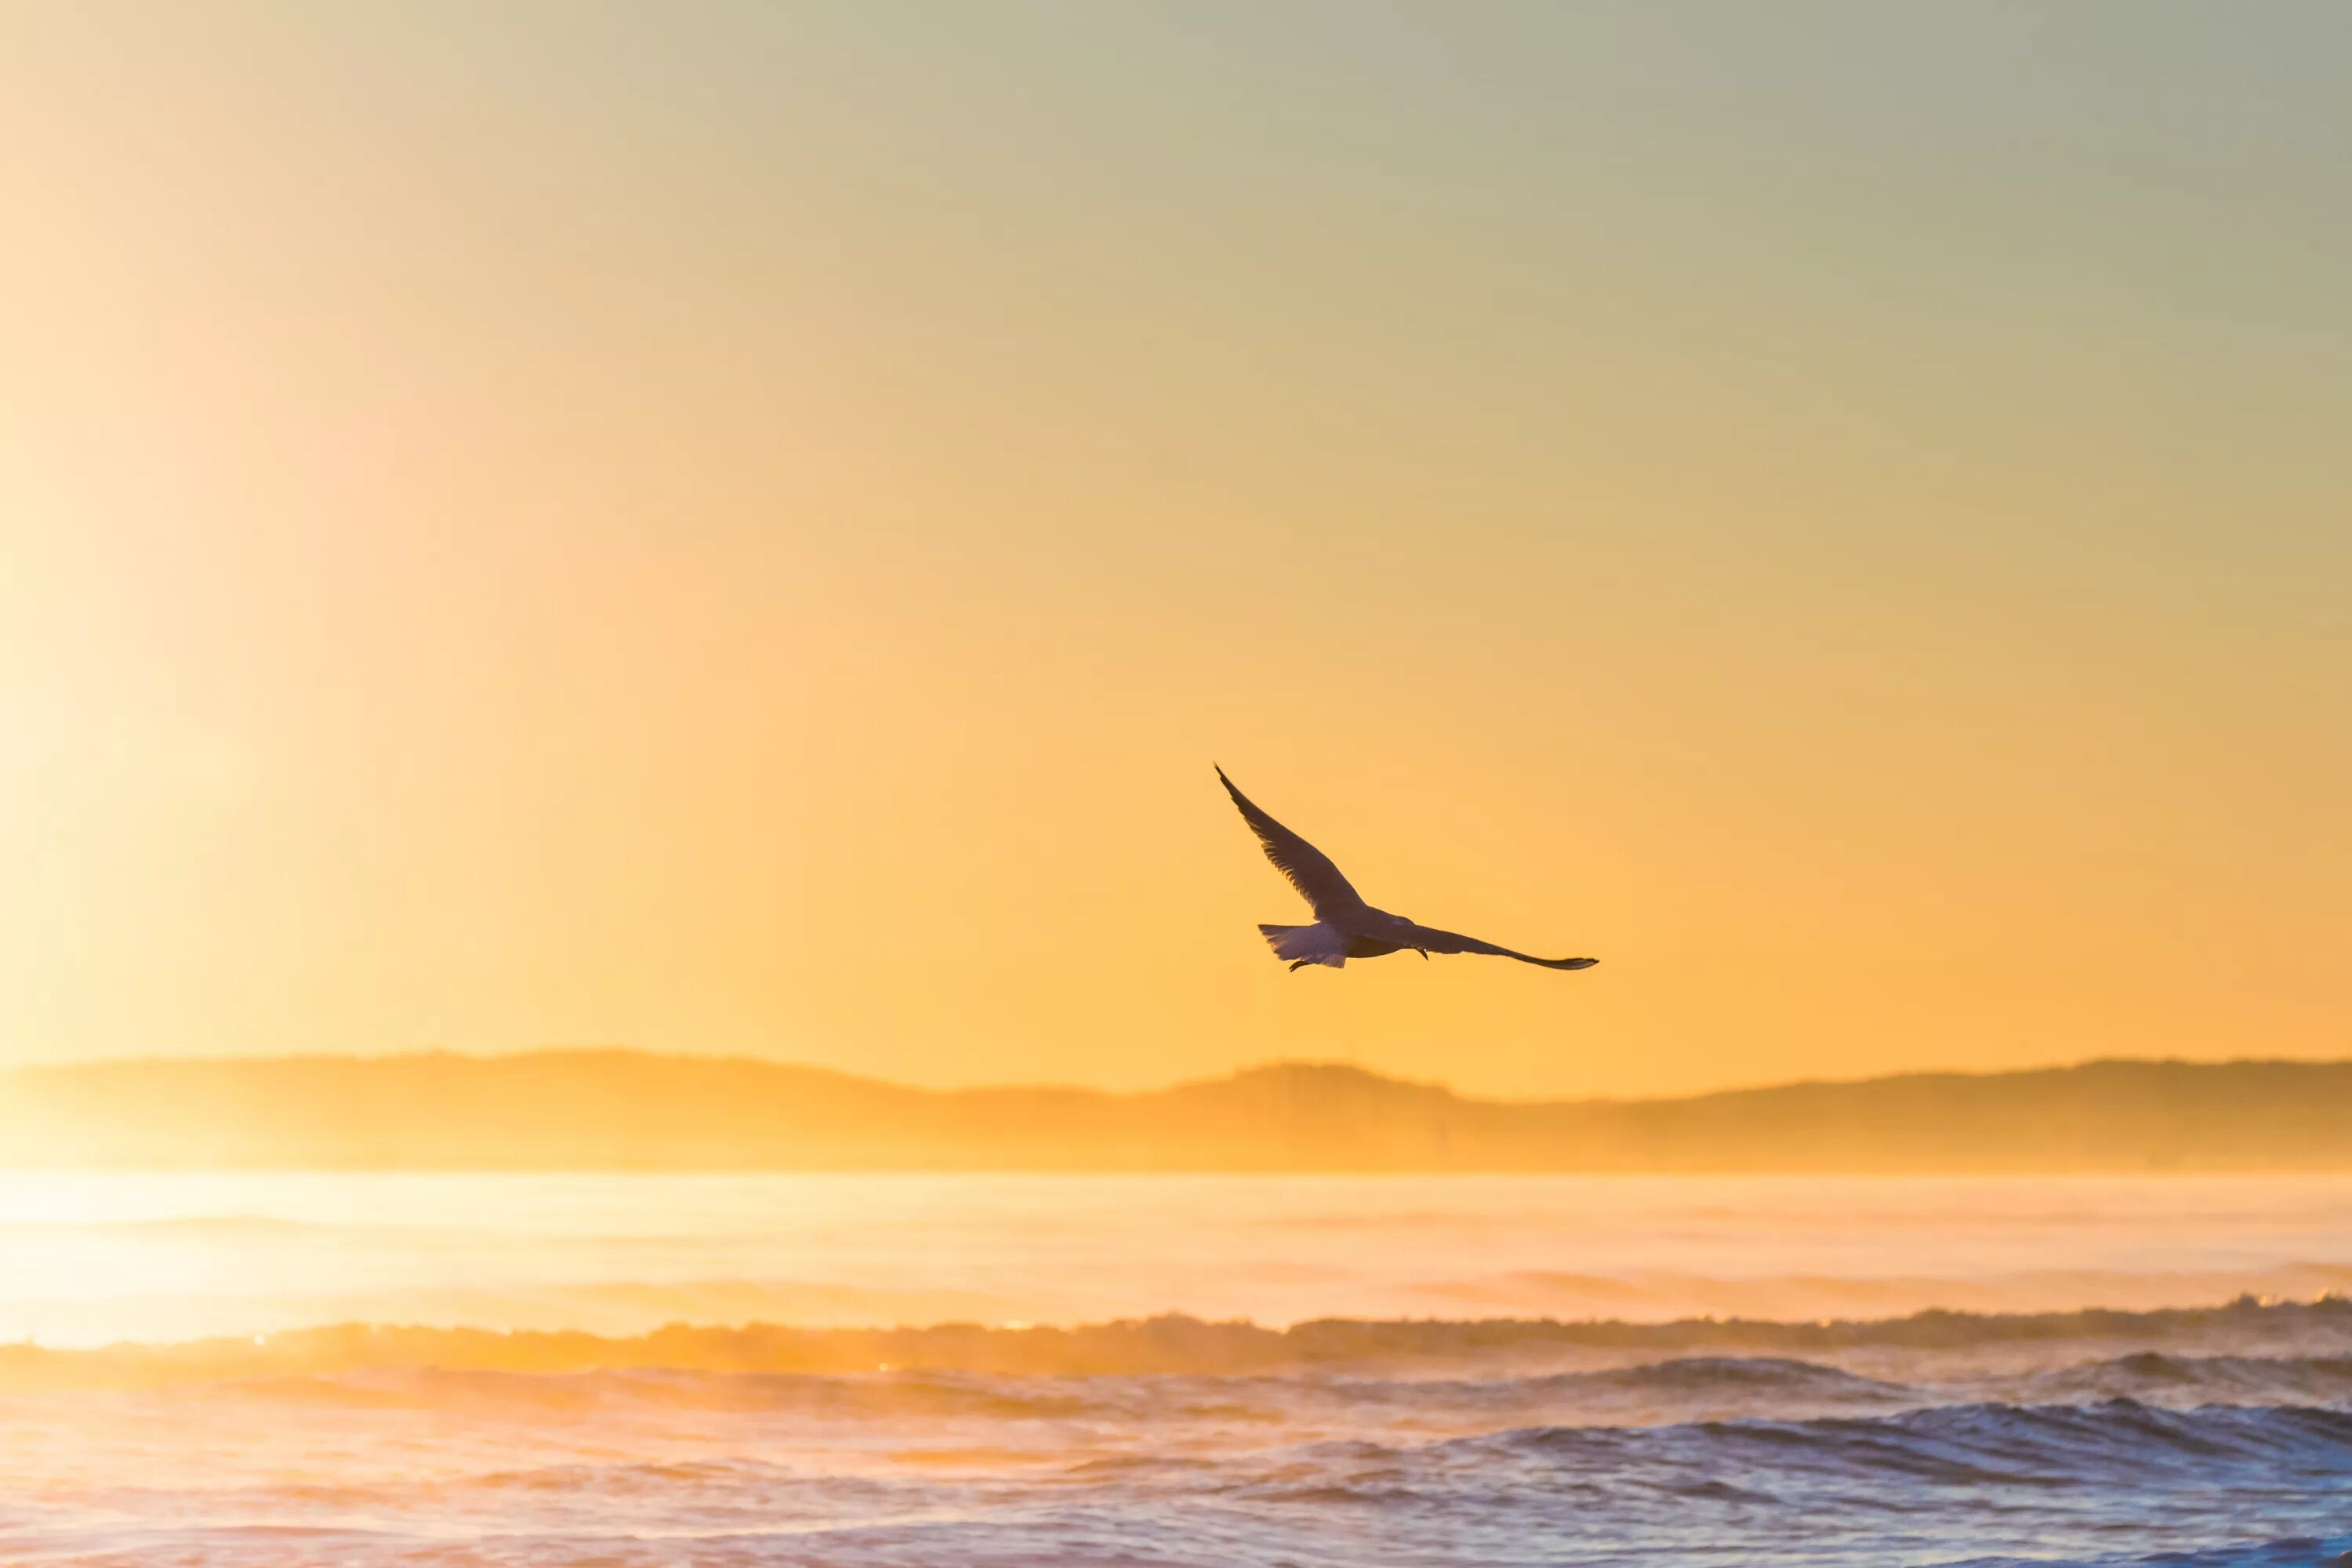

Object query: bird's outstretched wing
[1216,767,1365,916]
[1393,921,1597,971]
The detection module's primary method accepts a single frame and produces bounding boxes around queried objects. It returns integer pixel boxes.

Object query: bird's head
[1389,913,1414,927]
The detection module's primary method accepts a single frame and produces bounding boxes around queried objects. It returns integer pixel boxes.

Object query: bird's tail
[1259,922,1346,969]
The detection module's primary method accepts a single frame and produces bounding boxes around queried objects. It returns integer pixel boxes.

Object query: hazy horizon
[9,1041,2349,1102]
[9,1051,2351,1175]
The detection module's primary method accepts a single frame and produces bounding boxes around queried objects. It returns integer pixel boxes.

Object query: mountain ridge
[3,1051,2349,1172]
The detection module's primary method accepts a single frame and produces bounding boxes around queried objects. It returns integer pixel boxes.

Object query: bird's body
[1257,919,1412,967]
[1217,768,1597,973]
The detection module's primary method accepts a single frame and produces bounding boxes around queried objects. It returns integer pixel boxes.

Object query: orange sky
[2,4,2347,1098]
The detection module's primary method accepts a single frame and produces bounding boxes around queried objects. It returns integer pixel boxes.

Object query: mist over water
[5,1175,2352,1566]
[8,1172,2352,1347]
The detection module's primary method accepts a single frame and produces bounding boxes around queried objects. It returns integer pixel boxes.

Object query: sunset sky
[2,2,2346,1099]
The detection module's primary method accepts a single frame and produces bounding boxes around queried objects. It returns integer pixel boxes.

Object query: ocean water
[3,1174,2350,1566]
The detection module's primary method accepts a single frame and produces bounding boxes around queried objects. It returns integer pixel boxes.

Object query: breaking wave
[13,1299,2352,1567]
[9,1292,2350,1389]
[1445,1399,2352,1487]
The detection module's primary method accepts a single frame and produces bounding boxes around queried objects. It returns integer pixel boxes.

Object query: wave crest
[8,1294,2351,1391]
[1454,1399,2352,1487]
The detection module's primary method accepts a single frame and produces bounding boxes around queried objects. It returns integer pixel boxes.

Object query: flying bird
[1217,767,1599,973]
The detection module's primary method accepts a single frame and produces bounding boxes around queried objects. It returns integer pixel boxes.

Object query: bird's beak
[1417,948,1429,960]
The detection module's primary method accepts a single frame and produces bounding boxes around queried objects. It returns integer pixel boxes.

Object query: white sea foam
[5,1175,2352,1565]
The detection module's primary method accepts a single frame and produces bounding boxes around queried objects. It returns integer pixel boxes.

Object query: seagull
[1217,767,1599,973]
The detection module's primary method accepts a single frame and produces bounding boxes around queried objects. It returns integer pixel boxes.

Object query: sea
[3,1173,2350,1566]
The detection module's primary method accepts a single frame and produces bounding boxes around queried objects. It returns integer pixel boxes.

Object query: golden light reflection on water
[5,1172,2352,1351]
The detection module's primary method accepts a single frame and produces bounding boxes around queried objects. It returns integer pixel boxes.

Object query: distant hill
[3,1052,2351,1172]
